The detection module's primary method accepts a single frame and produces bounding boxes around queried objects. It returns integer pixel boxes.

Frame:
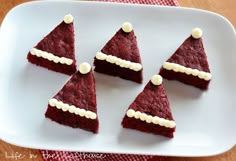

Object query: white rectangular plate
[0,1,236,157]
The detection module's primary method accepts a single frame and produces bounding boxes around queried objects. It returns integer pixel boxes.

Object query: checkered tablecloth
[40,0,179,160]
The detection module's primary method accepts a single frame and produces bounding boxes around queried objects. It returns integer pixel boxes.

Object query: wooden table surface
[0,0,235,161]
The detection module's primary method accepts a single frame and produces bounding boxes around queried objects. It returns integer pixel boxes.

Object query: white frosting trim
[79,62,91,74]
[49,98,97,120]
[30,48,73,65]
[126,109,176,128]
[95,52,142,72]
[163,62,212,81]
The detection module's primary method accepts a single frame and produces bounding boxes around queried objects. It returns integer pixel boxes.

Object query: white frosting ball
[185,67,192,75]
[68,105,75,113]
[122,22,133,33]
[151,74,163,86]
[49,98,57,107]
[169,121,176,128]
[59,58,66,64]
[47,53,54,61]
[57,101,64,110]
[96,52,107,60]
[191,28,202,39]
[126,109,135,118]
[79,109,86,117]
[65,59,73,65]
[163,62,177,70]
[115,58,122,66]
[30,48,36,55]
[140,113,148,121]
[152,116,160,124]
[79,62,91,74]
[53,57,60,63]
[61,103,69,111]
[145,115,153,123]
[204,73,212,81]
[87,112,97,120]
[192,69,199,76]
[158,118,165,126]
[134,111,141,119]
[133,63,142,71]
[74,108,81,115]
[106,55,115,64]
[63,14,74,24]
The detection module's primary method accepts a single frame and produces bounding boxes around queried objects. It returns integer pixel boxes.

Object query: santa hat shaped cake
[27,14,77,75]
[94,22,143,83]
[159,28,212,90]
[121,74,176,138]
[45,62,99,133]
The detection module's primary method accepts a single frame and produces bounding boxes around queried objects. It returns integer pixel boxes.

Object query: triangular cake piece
[27,14,77,75]
[94,22,143,83]
[159,28,212,90]
[121,74,176,138]
[45,62,99,133]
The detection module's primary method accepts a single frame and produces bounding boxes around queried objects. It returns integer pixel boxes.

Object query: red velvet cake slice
[159,28,212,90]
[94,22,143,83]
[45,62,99,133]
[121,74,176,138]
[27,14,76,75]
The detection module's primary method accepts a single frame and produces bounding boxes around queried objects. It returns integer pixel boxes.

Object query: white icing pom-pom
[63,14,74,24]
[122,22,133,33]
[79,62,91,74]
[191,28,202,39]
[151,74,163,86]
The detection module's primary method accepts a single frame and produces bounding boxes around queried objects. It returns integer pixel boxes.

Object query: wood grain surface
[0,0,235,161]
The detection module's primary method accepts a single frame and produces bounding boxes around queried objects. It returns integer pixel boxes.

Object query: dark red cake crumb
[27,19,76,75]
[94,25,143,83]
[45,65,99,133]
[94,59,142,83]
[121,75,176,138]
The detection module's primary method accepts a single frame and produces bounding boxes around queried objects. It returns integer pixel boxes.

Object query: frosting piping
[30,48,73,65]
[49,98,97,120]
[163,62,211,81]
[126,109,176,128]
[95,52,142,72]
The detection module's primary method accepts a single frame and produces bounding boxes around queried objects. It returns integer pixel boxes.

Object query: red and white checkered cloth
[40,0,179,160]
[99,0,179,5]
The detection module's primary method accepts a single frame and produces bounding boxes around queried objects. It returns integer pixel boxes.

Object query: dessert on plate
[45,62,99,133]
[159,28,212,90]
[27,14,77,75]
[121,74,176,138]
[94,22,143,83]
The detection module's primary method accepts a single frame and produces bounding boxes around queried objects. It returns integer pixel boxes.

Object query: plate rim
[0,0,235,157]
